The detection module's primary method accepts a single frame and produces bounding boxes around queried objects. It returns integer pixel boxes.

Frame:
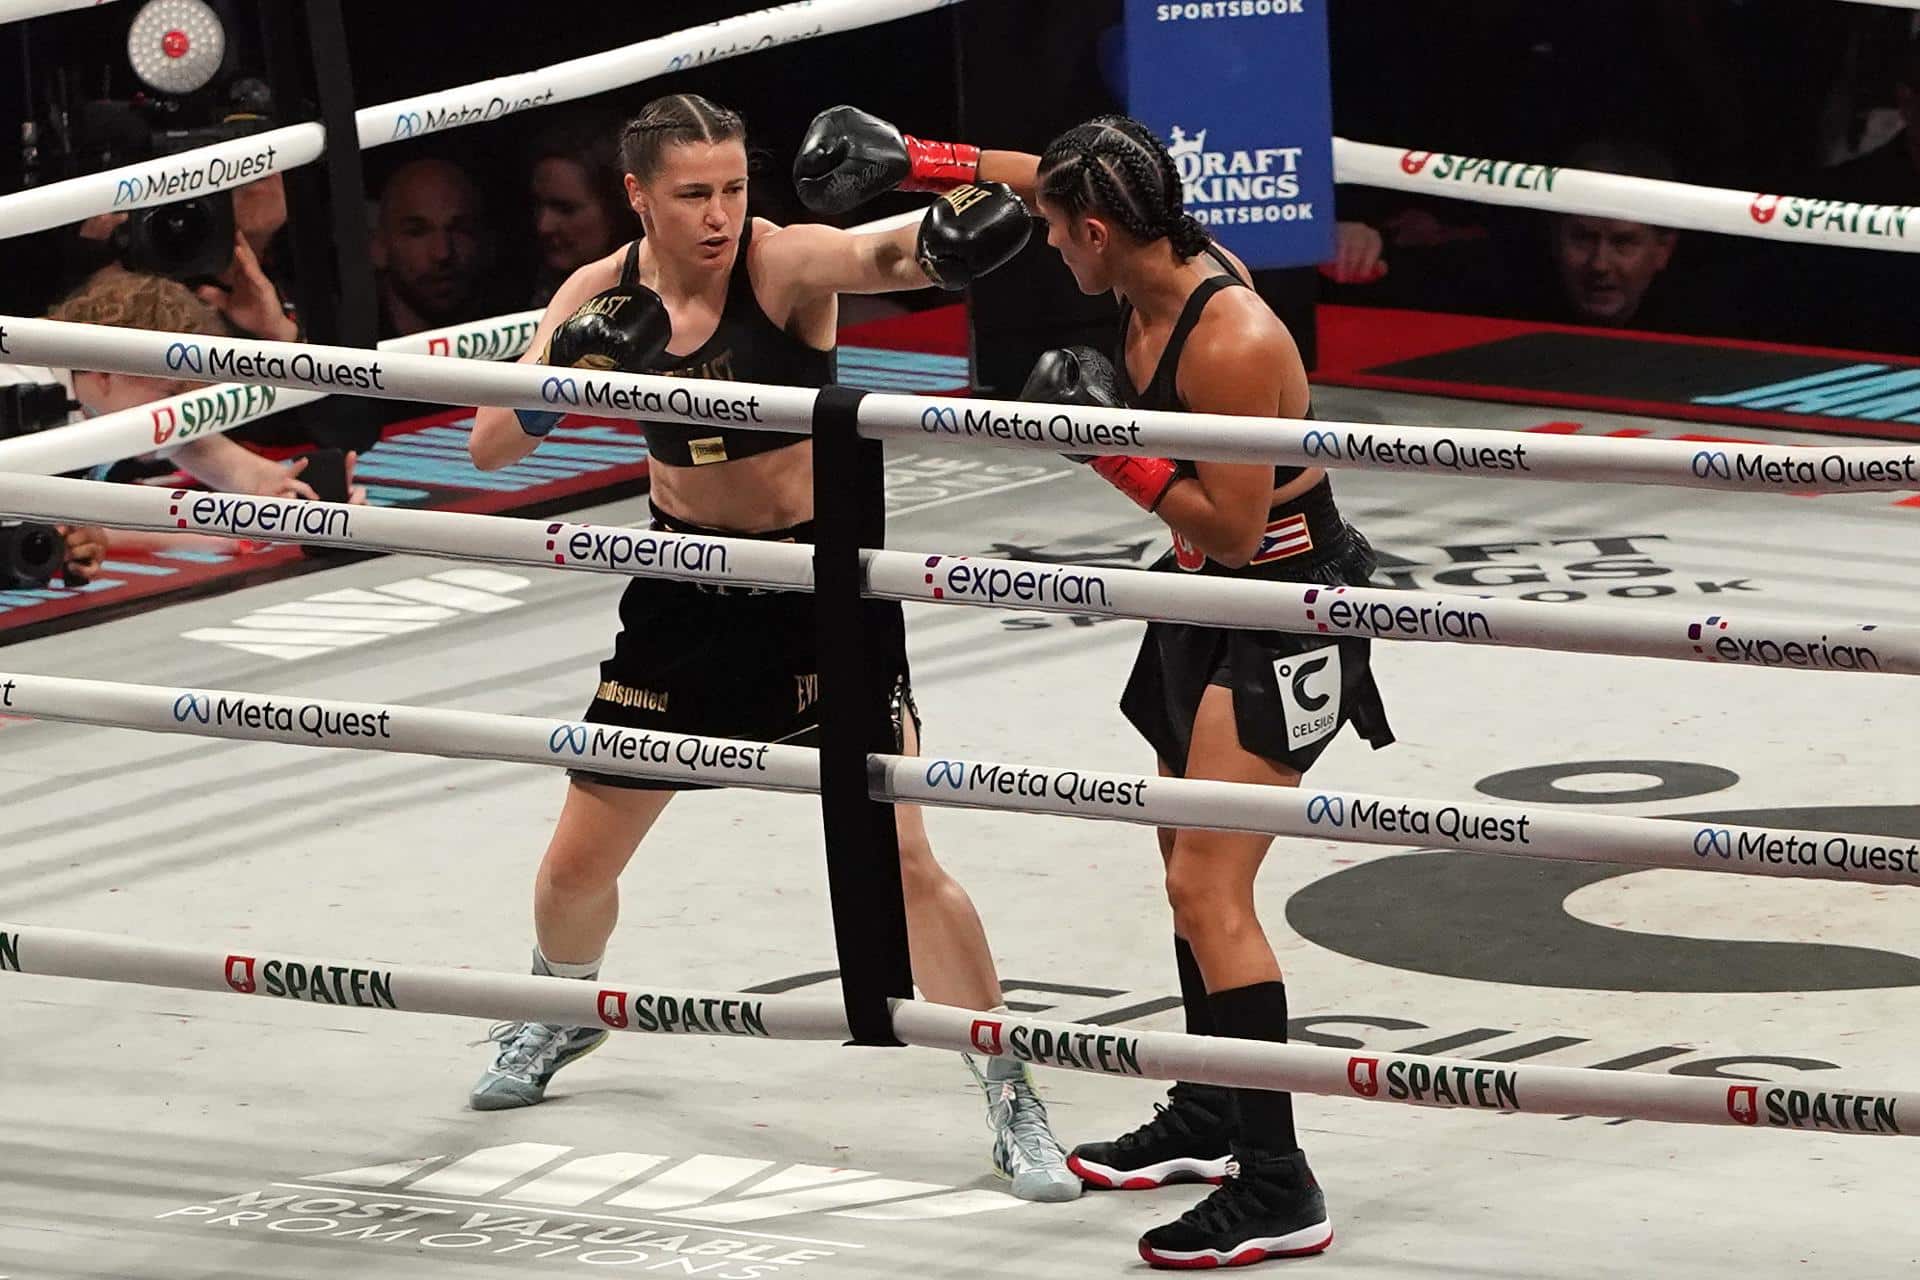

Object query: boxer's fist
[517,285,672,438]
[794,106,911,214]
[1023,346,1176,512]
[1021,346,1125,410]
[795,105,982,214]
[545,285,672,373]
[916,182,1029,290]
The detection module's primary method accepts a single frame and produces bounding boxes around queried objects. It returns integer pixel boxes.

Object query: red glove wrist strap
[901,135,981,192]
[1090,455,1179,512]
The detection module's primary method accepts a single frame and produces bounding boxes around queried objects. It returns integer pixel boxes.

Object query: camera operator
[1,268,364,584]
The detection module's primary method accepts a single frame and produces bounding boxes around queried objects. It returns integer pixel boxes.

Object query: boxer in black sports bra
[794,107,1396,1268]
[464,93,1079,1203]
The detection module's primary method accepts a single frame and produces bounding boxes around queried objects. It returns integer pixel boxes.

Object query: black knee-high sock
[1174,936,1214,1038]
[1207,981,1299,1155]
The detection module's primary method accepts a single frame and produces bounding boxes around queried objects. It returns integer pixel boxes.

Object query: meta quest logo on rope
[1127,0,1334,266]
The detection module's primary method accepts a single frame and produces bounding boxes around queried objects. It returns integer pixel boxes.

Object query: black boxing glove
[793,105,980,215]
[1022,346,1178,512]
[916,182,1030,291]
[516,284,672,437]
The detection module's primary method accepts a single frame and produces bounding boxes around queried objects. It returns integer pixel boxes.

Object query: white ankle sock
[533,948,601,981]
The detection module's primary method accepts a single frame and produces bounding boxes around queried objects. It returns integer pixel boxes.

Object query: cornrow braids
[619,93,747,181]
[1037,114,1211,262]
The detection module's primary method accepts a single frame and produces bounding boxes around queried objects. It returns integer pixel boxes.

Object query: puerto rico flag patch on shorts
[1249,512,1313,565]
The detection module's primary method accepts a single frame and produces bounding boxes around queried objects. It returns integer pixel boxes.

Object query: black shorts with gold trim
[1120,480,1395,777]
[571,504,917,792]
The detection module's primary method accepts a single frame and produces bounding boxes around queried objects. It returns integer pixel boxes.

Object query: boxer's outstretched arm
[979,151,1041,207]
[469,253,619,471]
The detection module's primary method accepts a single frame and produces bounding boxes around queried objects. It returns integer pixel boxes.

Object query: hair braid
[1037,114,1211,262]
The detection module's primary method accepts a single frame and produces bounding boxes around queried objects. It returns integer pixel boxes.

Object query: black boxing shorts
[1120,481,1395,777]
[571,503,918,792]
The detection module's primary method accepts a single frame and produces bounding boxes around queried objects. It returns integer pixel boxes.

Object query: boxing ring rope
[0,212,921,477]
[1334,140,1920,253]
[7,670,1918,886]
[0,0,120,24]
[4,471,1914,678]
[6,316,1917,493]
[0,0,962,239]
[3,920,1911,1135]
[7,0,1920,258]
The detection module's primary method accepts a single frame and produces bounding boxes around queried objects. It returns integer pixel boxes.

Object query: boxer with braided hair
[798,107,1396,1268]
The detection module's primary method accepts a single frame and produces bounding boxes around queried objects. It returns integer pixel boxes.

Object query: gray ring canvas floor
[4,386,1919,1278]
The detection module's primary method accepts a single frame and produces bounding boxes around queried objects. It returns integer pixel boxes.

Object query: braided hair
[1037,115,1210,261]
[619,94,747,182]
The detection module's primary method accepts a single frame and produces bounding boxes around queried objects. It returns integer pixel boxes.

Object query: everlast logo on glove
[915,180,1030,290]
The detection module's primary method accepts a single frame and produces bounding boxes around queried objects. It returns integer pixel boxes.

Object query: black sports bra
[619,220,834,467]
[1114,241,1310,488]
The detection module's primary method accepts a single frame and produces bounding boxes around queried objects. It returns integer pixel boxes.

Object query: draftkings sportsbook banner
[1124,0,1335,269]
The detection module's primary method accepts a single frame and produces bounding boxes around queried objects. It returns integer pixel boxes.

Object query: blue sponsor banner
[1124,0,1334,269]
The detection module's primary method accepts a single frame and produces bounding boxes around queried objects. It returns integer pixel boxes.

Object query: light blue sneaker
[967,1056,1081,1203]
[470,1019,609,1111]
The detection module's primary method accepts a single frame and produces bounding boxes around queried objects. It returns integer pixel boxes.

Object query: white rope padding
[1336,138,1920,253]
[7,670,1918,887]
[0,310,538,475]
[4,314,1917,494]
[4,472,1914,680]
[0,0,961,240]
[4,920,1911,1135]
[1,0,118,22]
[0,211,925,477]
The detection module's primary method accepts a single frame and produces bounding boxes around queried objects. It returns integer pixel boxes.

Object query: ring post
[811,384,911,1045]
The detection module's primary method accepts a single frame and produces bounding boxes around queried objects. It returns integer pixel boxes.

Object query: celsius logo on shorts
[1275,644,1341,748]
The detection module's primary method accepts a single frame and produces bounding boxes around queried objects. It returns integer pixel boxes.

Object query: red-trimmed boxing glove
[1020,346,1179,511]
[793,105,980,214]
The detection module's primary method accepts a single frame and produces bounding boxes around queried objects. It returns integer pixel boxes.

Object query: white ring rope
[4,313,1917,494]
[7,670,1918,887]
[3,472,1913,679]
[0,0,119,24]
[3,920,1911,1135]
[0,0,963,240]
[0,211,920,476]
[1335,139,1920,253]
[0,310,537,475]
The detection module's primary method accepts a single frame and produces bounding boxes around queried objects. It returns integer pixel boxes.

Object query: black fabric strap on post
[256,0,381,453]
[812,384,912,1047]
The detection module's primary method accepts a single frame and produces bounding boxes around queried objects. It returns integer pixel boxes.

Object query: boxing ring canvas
[4,386,1917,1279]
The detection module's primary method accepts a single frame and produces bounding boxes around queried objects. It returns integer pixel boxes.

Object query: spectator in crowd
[371,157,495,337]
[526,118,633,305]
[0,270,363,583]
[1328,139,1736,335]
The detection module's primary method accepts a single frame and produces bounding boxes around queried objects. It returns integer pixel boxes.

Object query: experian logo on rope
[169,488,353,542]
[1685,616,1882,672]
[1302,586,1492,641]
[920,554,1111,608]
[545,522,732,577]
